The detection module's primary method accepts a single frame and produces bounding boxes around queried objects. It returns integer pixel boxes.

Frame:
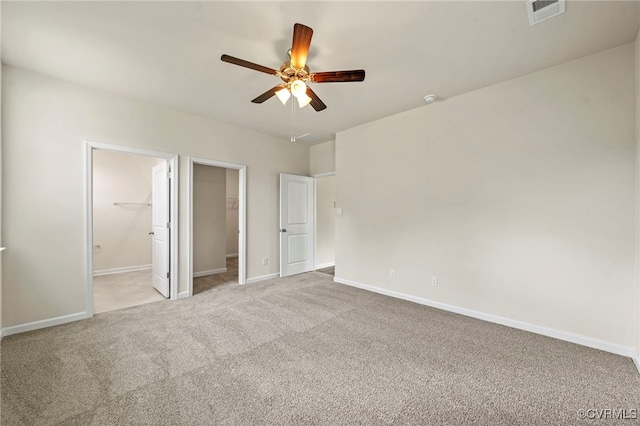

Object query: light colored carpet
[2,271,639,425]
[193,257,238,295]
[316,265,335,276]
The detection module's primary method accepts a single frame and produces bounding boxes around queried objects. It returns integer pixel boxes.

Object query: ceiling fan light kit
[221,23,366,112]
[275,87,291,105]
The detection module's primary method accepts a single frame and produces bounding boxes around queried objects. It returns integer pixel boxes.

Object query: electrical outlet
[431,276,438,286]
[390,269,396,279]
[262,257,268,266]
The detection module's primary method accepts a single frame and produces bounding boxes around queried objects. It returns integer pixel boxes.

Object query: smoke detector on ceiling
[526,0,565,26]
[424,94,437,104]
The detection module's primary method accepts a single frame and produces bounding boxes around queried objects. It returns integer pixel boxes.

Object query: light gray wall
[92,150,158,272]
[1,65,308,328]
[226,168,239,257]
[0,6,3,334]
[335,43,636,347]
[315,175,335,268]
[193,164,227,275]
[635,29,640,363]
[310,140,335,175]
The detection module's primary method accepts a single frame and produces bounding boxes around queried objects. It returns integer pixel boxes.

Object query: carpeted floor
[1,271,639,425]
[316,265,335,276]
[193,257,239,295]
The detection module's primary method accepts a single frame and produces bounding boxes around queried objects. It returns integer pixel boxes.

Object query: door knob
[280,229,287,233]
[148,232,154,235]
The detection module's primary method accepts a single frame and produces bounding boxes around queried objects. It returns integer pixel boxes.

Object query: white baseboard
[245,273,280,284]
[334,276,636,360]
[226,254,238,258]
[1,311,92,338]
[93,264,151,276]
[315,262,335,270]
[178,291,190,299]
[193,268,227,278]
[632,351,640,374]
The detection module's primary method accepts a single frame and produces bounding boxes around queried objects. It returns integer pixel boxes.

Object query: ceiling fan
[221,23,365,111]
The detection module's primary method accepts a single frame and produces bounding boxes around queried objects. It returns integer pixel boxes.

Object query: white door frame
[188,157,247,297]
[84,140,179,316]
[311,171,335,271]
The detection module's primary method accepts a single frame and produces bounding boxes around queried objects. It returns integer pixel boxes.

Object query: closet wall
[315,175,335,268]
[193,164,226,276]
[93,150,158,274]
[226,168,239,257]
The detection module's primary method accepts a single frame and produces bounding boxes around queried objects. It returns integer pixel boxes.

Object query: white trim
[84,142,94,316]
[633,354,640,374]
[85,140,180,317]
[226,253,239,258]
[245,273,280,284]
[315,262,335,270]
[188,157,247,299]
[334,276,636,360]
[1,311,92,337]
[178,291,190,300]
[86,141,177,160]
[313,177,318,272]
[0,247,6,252]
[193,268,227,278]
[93,264,151,276]
[170,158,179,301]
[633,351,640,374]
[311,171,335,178]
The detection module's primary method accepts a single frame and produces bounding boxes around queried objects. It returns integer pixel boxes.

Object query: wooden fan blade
[221,54,277,75]
[251,85,284,104]
[290,23,313,69]
[311,70,366,83]
[306,87,327,111]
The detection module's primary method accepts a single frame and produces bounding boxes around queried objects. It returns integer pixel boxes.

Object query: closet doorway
[85,141,179,315]
[188,157,246,297]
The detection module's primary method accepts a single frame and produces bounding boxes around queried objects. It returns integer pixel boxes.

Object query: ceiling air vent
[526,0,565,26]
[295,133,322,144]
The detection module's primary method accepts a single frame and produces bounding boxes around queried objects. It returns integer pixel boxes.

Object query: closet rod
[113,202,152,206]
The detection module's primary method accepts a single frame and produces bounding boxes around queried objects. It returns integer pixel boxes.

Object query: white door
[152,161,170,297]
[280,173,314,277]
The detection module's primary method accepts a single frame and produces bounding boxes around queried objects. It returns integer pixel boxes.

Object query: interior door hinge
[167,222,171,229]
[166,272,170,279]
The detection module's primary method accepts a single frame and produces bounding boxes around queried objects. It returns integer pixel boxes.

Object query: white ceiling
[2,1,639,145]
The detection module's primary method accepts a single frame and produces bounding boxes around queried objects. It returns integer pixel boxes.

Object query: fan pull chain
[290,95,296,143]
